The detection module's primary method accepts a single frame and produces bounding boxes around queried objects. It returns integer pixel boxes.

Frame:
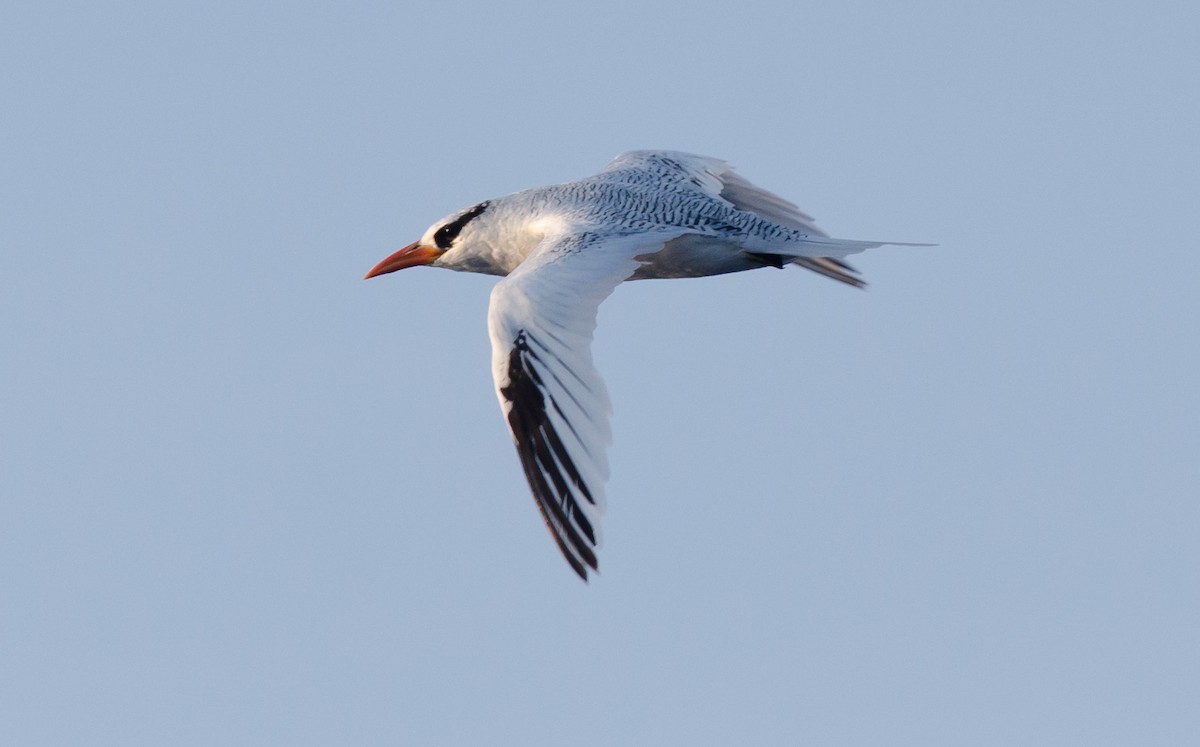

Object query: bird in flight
[365,150,921,580]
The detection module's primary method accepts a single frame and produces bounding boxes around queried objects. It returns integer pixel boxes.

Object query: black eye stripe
[434,201,490,249]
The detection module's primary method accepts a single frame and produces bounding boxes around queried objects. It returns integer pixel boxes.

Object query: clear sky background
[3,1,1197,745]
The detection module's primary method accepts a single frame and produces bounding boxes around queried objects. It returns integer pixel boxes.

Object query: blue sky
[3,1,1197,744]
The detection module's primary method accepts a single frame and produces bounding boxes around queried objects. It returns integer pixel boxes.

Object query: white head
[364,200,495,279]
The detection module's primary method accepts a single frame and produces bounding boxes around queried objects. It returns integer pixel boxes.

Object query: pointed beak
[363,242,443,279]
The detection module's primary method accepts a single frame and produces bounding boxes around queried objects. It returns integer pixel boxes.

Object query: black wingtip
[500,329,602,581]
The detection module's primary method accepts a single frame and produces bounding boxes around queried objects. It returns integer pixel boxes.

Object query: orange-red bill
[363,242,443,279]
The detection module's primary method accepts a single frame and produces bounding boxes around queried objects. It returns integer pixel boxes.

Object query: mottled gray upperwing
[596,150,864,287]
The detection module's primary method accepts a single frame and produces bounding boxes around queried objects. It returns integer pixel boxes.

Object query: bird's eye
[434,201,490,250]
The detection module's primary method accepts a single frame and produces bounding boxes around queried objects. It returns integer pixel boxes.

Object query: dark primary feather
[499,330,600,580]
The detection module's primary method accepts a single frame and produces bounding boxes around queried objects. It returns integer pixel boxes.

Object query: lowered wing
[487,231,664,580]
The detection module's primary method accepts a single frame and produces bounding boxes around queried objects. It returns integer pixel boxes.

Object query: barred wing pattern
[598,151,866,286]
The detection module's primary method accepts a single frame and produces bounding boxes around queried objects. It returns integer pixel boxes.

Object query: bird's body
[366,150,921,580]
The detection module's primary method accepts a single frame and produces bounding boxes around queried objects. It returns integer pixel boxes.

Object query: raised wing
[598,150,865,286]
[488,231,662,580]
[598,150,816,227]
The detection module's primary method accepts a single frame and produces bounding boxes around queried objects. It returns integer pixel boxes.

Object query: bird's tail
[790,236,933,257]
[761,237,933,288]
[790,256,867,288]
